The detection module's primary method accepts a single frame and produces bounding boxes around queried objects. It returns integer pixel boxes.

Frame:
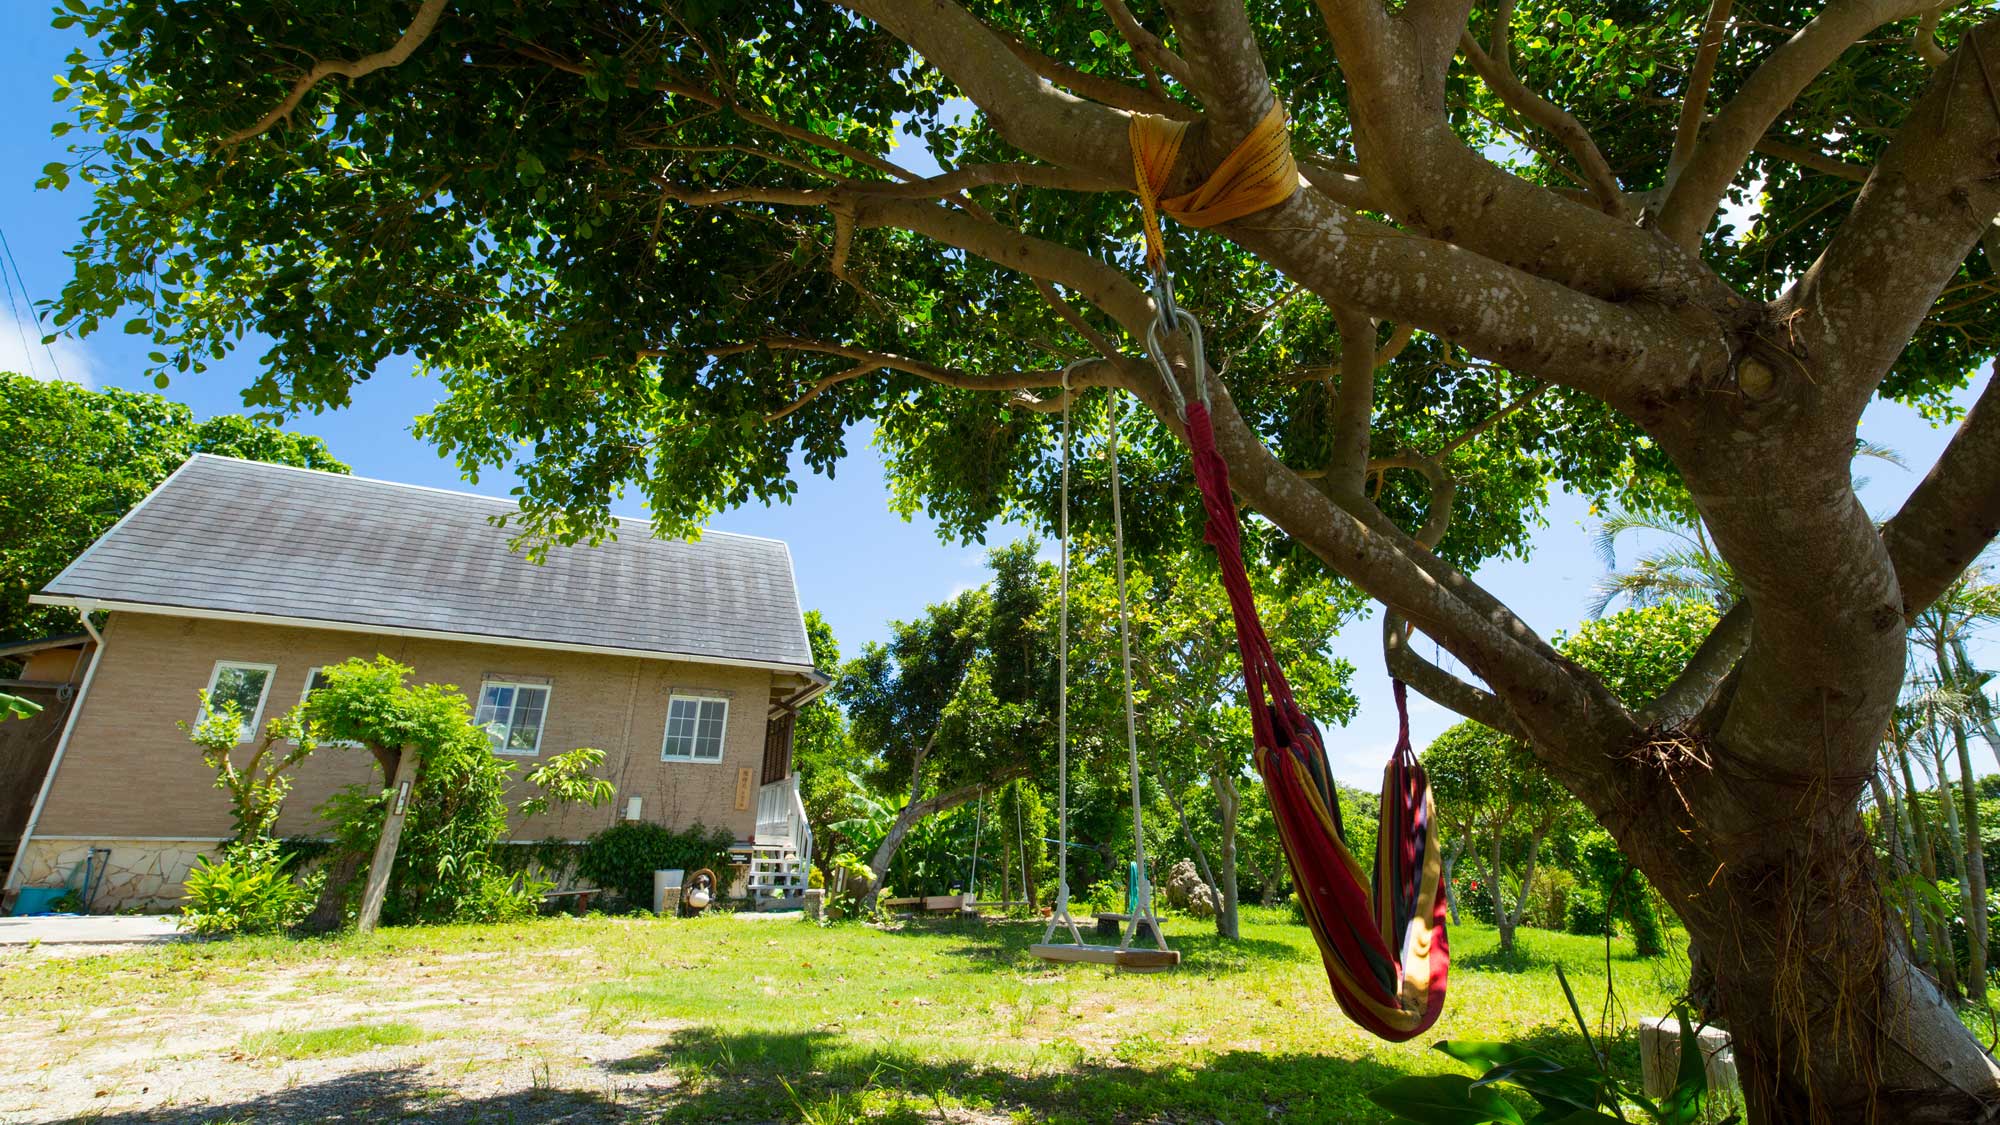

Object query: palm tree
[1587,506,1737,618]
[1589,440,1903,618]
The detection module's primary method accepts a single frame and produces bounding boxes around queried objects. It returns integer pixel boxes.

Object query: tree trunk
[1952,718,1989,1002]
[1215,769,1241,942]
[1145,740,1225,935]
[1590,734,1998,1121]
[1508,823,1549,935]
[861,758,1024,910]
[1487,828,1513,954]
[1442,826,1470,925]
[1872,766,1932,970]
[1901,743,1959,996]
[1930,744,1980,996]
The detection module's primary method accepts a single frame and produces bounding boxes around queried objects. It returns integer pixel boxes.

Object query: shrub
[180,838,324,937]
[305,657,613,927]
[1526,868,1577,930]
[454,869,552,924]
[1565,886,1614,936]
[577,821,737,909]
[1457,876,1497,923]
[1081,879,1124,915]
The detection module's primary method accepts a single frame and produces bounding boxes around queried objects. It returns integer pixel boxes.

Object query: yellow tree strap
[1129,99,1299,270]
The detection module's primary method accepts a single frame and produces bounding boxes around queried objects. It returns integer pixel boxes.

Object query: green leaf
[1654,1008,1708,1123]
[1538,1112,1628,1125]
[1476,1062,1601,1112]
[1366,1075,1521,1125]
[1435,1041,1542,1069]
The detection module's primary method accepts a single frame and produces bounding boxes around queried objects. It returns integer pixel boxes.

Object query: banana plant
[1369,968,1726,1124]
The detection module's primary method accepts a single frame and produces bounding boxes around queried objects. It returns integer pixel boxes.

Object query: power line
[0,225,64,383]
[0,228,39,380]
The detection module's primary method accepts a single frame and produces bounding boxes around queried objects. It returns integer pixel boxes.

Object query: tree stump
[1639,1017,1738,1101]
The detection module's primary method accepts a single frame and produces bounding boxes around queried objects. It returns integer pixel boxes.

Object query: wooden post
[355,748,418,934]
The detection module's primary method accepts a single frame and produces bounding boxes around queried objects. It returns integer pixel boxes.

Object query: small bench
[1094,912,1159,942]
[543,889,597,916]
[1030,942,1180,973]
[882,894,978,914]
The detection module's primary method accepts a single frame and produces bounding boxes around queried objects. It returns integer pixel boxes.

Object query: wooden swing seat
[1029,943,1181,972]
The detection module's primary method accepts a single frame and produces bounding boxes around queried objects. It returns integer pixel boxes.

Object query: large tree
[0,374,346,645]
[1065,537,1358,939]
[45,1,2000,1116]
[837,543,1052,906]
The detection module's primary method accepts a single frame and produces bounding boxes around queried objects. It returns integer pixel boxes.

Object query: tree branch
[1641,602,1753,727]
[1774,18,2000,405]
[698,338,1129,413]
[1101,0,1199,92]
[1324,305,1377,498]
[995,28,1195,120]
[1297,155,1389,212]
[1665,0,1737,187]
[846,0,1732,400]
[1459,31,1626,216]
[1913,5,1952,65]
[1383,613,1528,739]
[1754,137,1872,183]
[1657,0,1944,246]
[1883,362,2000,620]
[223,0,451,145]
[1311,0,1739,311]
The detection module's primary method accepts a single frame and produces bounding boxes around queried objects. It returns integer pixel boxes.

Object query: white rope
[1042,362,1087,949]
[968,790,984,900]
[1036,366,1169,960]
[1108,388,1168,954]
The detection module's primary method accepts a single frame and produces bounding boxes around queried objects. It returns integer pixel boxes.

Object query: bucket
[9,887,70,916]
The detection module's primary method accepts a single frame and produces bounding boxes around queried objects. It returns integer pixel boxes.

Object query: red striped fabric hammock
[1183,399,1451,1042]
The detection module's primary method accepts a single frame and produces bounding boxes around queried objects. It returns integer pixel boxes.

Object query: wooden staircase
[748,773,813,911]
[746,843,809,909]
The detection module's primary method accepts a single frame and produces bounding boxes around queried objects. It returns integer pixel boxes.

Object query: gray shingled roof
[39,455,816,672]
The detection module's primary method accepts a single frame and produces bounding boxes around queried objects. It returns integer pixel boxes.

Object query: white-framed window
[294,667,363,748]
[197,661,277,743]
[474,680,551,756]
[661,694,729,762]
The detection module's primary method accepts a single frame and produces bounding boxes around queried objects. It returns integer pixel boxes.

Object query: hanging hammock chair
[1126,101,1451,1040]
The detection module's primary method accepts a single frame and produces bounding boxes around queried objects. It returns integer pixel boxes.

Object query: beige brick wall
[30,611,780,846]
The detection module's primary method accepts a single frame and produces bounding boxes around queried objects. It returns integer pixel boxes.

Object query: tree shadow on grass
[24,1066,627,1124]
[598,1025,1426,1123]
[883,915,1303,977]
[28,1020,1660,1124]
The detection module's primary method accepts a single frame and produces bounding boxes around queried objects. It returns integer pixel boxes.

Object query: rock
[1162,858,1217,916]
[1185,883,1217,918]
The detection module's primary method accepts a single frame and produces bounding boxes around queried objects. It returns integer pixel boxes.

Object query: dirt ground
[0,910,1682,1124]
[2,946,701,1123]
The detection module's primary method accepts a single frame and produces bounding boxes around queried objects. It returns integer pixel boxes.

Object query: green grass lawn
[0,908,1686,1123]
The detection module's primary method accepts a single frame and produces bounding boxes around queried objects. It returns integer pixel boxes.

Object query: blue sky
[0,8,1986,786]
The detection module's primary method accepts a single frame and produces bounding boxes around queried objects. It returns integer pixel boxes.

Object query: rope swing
[1125,100,1452,1040]
[1031,365,1181,973]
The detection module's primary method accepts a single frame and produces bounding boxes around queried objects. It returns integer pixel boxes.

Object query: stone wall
[12,837,220,912]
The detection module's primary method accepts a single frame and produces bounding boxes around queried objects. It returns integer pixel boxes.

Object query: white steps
[746,845,808,910]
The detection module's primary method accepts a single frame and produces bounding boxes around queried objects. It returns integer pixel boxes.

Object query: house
[2,455,827,912]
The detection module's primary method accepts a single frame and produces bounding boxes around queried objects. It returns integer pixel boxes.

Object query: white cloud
[0,308,92,386]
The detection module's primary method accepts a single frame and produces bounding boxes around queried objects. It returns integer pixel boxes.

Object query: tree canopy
[39,0,2000,1114]
[0,373,346,645]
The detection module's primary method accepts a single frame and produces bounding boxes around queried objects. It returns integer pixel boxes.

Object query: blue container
[9,887,70,916]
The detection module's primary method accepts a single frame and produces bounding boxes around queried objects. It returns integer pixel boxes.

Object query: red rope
[1183,401,1449,1040]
